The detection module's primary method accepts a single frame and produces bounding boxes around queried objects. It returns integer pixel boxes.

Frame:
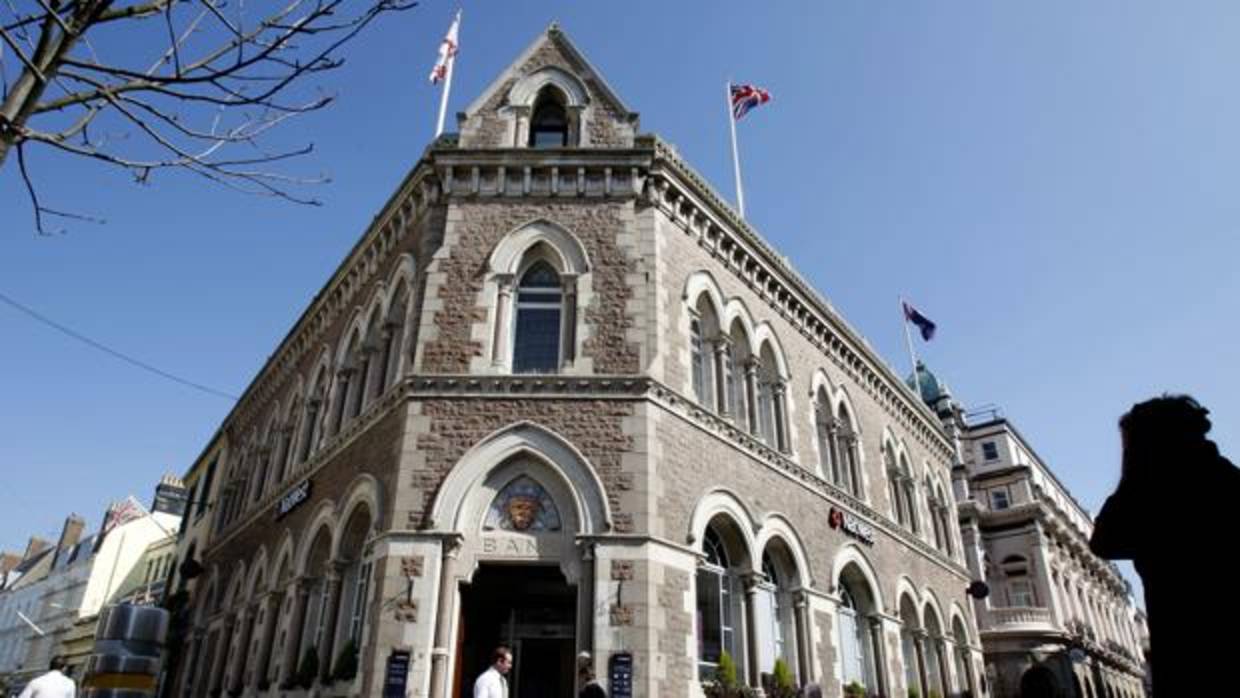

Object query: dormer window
[529,89,569,148]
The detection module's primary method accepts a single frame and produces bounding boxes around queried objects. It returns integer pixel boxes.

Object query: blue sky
[3,2,1236,603]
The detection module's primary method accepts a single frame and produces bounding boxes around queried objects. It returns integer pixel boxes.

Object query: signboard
[382,649,411,698]
[275,480,312,520]
[828,507,875,546]
[608,652,633,698]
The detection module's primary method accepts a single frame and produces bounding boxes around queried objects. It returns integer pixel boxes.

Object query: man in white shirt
[18,656,76,698]
[473,645,512,698]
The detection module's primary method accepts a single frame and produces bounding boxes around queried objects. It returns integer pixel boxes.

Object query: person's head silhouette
[1118,394,1212,482]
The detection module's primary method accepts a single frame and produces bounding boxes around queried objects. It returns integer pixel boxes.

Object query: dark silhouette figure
[1090,394,1238,694]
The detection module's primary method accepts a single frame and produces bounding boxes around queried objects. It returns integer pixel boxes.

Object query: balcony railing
[987,606,1055,631]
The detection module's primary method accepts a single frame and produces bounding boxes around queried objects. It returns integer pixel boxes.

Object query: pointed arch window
[691,319,713,407]
[529,89,569,148]
[815,390,838,482]
[513,261,564,373]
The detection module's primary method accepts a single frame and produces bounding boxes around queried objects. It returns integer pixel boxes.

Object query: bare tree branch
[1,0,417,232]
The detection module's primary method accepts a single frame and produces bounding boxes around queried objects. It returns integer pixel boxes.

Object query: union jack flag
[730,83,771,120]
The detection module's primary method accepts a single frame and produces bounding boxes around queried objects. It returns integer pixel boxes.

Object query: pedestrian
[577,654,606,698]
[1090,394,1239,694]
[17,656,75,698]
[473,645,512,698]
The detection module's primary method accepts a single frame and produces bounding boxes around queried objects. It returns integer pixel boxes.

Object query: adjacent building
[0,477,184,690]
[165,25,990,698]
[910,364,1147,698]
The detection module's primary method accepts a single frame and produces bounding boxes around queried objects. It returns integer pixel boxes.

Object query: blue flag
[903,301,936,341]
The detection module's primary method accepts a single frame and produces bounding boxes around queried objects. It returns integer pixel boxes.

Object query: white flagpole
[726,80,745,217]
[901,297,923,400]
[434,10,461,138]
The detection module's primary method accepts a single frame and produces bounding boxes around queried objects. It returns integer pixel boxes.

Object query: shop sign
[276,480,312,520]
[829,507,875,546]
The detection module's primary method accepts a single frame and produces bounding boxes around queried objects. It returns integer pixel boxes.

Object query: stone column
[300,398,323,465]
[871,616,895,698]
[356,344,379,412]
[318,566,345,683]
[252,591,282,690]
[232,605,258,693]
[773,381,789,453]
[743,573,762,690]
[279,578,312,687]
[561,273,578,367]
[710,338,731,417]
[332,366,357,432]
[492,274,514,365]
[913,630,930,698]
[744,359,760,435]
[428,536,463,698]
[792,591,812,685]
[1031,522,1064,625]
[577,543,596,661]
[181,628,205,698]
[211,616,235,696]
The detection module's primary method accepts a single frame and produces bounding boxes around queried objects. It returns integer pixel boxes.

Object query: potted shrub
[844,680,866,697]
[295,645,319,689]
[331,639,359,683]
[765,659,796,698]
[701,651,757,698]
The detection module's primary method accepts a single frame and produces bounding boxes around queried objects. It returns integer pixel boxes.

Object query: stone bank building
[169,27,987,698]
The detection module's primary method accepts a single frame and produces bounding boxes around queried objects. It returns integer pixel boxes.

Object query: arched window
[814,388,838,482]
[355,309,382,414]
[884,442,906,527]
[935,482,954,556]
[382,281,410,391]
[298,367,329,464]
[727,320,752,426]
[755,343,788,452]
[697,524,743,682]
[899,595,924,697]
[836,573,879,694]
[689,296,721,409]
[529,88,569,148]
[332,504,374,661]
[923,608,948,698]
[927,476,944,551]
[691,319,711,406]
[836,404,862,498]
[952,617,975,696]
[330,330,362,434]
[758,545,797,682]
[512,261,564,373]
[900,455,920,534]
[1002,555,1035,607]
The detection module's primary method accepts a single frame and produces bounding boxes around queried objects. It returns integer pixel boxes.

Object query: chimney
[51,514,86,567]
[23,536,51,561]
[152,473,188,517]
[0,551,21,576]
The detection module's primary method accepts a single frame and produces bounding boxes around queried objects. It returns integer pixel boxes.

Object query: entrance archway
[1020,665,1059,698]
[455,564,576,698]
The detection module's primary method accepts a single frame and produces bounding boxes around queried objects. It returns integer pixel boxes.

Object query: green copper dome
[907,361,949,405]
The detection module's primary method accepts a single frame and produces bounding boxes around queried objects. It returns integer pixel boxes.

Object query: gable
[457,24,639,148]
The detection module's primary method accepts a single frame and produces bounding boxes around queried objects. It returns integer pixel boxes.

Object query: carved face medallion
[506,495,541,531]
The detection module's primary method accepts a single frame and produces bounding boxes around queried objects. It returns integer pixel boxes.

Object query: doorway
[455,564,577,698]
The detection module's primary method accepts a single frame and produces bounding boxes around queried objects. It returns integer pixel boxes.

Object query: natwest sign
[828,507,875,546]
[276,480,312,520]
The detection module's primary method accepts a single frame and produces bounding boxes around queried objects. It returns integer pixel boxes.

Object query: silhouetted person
[1090,394,1238,694]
